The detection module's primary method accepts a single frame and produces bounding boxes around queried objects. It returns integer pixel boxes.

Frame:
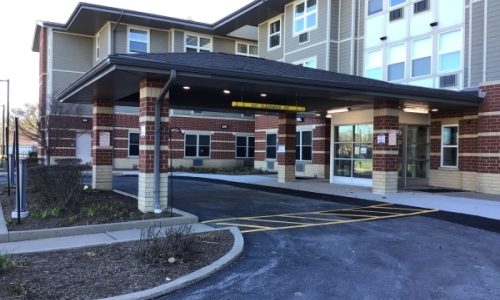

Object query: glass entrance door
[398,125,429,187]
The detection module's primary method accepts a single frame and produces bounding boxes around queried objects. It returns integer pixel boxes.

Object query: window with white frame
[390,0,405,7]
[266,133,277,159]
[129,132,139,157]
[269,19,281,49]
[129,28,148,53]
[365,49,382,80]
[439,29,461,72]
[236,136,255,158]
[368,0,383,15]
[96,34,100,59]
[411,36,431,77]
[294,0,317,34]
[185,35,211,52]
[387,43,405,81]
[236,43,258,57]
[441,125,458,167]
[185,134,210,157]
[296,131,312,161]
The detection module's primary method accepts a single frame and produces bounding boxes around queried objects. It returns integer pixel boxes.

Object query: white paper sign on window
[141,124,146,138]
[388,130,397,146]
[99,132,110,147]
[377,134,386,145]
[278,144,285,154]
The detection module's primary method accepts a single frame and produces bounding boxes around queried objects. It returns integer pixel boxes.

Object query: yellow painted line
[239,219,311,225]
[201,204,394,224]
[279,215,346,222]
[240,209,438,234]
[372,206,430,211]
[313,212,385,218]
[340,209,401,215]
[216,223,273,230]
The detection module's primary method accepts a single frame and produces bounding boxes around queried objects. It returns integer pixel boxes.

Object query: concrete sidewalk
[174,173,500,221]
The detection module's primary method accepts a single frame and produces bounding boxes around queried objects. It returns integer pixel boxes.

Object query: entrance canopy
[56,52,483,114]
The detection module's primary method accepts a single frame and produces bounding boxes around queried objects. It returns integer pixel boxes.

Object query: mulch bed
[0,229,234,299]
[1,189,176,231]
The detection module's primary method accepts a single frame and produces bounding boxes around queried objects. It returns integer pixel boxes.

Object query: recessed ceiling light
[431,109,438,112]
[183,86,190,90]
[223,90,230,94]
[260,93,267,97]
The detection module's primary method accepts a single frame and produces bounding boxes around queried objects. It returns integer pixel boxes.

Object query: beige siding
[213,37,235,54]
[258,19,284,61]
[94,23,110,65]
[174,30,184,52]
[114,24,128,54]
[150,29,169,53]
[52,71,85,94]
[52,32,93,72]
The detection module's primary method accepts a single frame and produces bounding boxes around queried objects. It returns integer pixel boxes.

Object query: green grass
[0,250,11,273]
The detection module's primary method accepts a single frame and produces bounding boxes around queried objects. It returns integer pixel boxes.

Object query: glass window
[412,36,431,77]
[129,132,139,156]
[296,131,312,161]
[442,126,458,167]
[269,20,281,49]
[185,134,210,157]
[266,133,277,159]
[439,30,461,72]
[368,0,383,15]
[366,49,382,80]
[388,43,405,81]
[390,0,405,7]
[334,124,373,179]
[185,35,211,53]
[236,136,255,158]
[294,0,317,34]
[236,43,258,57]
[129,29,148,53]
[296,59,317,68]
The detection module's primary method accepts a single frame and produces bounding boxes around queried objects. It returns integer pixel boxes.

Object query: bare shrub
[54,158,82,165]
[137,224,195,264]
[27,165,84,208]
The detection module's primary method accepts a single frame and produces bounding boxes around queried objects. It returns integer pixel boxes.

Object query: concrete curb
[2,190,198,242]
[100,226,244,300]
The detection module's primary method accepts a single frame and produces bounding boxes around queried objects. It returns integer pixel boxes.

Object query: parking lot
[109,176,500,300]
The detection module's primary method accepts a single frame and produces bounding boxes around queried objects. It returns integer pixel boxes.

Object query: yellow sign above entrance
[232,101,305,112]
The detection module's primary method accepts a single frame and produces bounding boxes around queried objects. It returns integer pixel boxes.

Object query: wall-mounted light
[183,86,190,90]
[403,107,429,114]
[223,90,230,94]
[296,117,304,122]
[431,108,439,112]
[380,36,387,41]
[327,108,350,114]
[430,22,438,27]
[82,118,88,122]
[221,124,228,129]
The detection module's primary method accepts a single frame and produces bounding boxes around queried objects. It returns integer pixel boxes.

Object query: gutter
[111,11,124,55]
[153,70,177,213]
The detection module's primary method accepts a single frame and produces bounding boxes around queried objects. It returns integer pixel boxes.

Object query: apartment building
[32,0,500,212]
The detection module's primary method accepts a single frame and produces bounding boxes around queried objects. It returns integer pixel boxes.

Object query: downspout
[112,11,124,54]
[153,70,177,213]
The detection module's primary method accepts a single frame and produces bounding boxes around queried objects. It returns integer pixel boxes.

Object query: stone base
[277,165,295,183]
[477,173,500,195]
[12,211,29,219]
[138,172,169,213]
[372,171,398,194]
[92,165,113,190]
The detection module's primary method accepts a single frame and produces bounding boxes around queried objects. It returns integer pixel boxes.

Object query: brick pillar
[92,99,114,190]
[138,79,170,212]
[477,82,500,195]
[277,113,296,183]
[372,101,399,194]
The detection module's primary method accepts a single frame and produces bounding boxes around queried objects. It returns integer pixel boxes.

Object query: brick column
[372,101,399,194]
[477,81,500,195]
[138,79,170,212]
[92,99,114,190]
[277,113,296,183]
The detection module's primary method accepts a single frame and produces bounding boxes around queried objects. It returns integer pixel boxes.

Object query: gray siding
[94,23,110,65]
[329,42,338,72]
[487,0,500,81]
[285,43,327,70]
[339,0,353,41]
[174,30,184,52]
[213,37,235,54]
[338,41,352,74]
[358,0,365,37]
[115,106,139,114]
[114,24,128,54]
[470,1,484,86]
[356,39,364,76]
[258,20,284,61]
[464,7,470,87]
[150,29,169,53]
[284,0,328,55]
[330,0,340,40]
[52,71,84,94]
[52,32,93,72]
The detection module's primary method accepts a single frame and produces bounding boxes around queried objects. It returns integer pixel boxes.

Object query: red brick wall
[373,101,399,172]
[278,113,296,166]
[478,83,500,174]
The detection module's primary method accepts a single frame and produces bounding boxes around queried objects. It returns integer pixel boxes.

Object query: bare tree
[11,99,90,165]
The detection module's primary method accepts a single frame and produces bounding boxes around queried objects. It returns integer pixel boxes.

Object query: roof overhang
[55,53,483,115]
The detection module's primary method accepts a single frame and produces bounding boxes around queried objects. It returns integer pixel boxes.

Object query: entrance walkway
[173,173,500,221]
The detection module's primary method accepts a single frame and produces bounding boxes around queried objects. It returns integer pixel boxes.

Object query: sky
[0,0,253,110]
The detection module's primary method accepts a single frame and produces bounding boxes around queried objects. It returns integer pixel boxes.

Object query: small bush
[0,250,11,273]
[26,158,45,168]
[136,224,195,264]
[27,165,85,209]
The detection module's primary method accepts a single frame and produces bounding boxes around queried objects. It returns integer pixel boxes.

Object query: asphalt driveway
[109,176,500,300]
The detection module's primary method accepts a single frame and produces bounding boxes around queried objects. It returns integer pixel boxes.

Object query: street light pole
[0,79,9,195]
